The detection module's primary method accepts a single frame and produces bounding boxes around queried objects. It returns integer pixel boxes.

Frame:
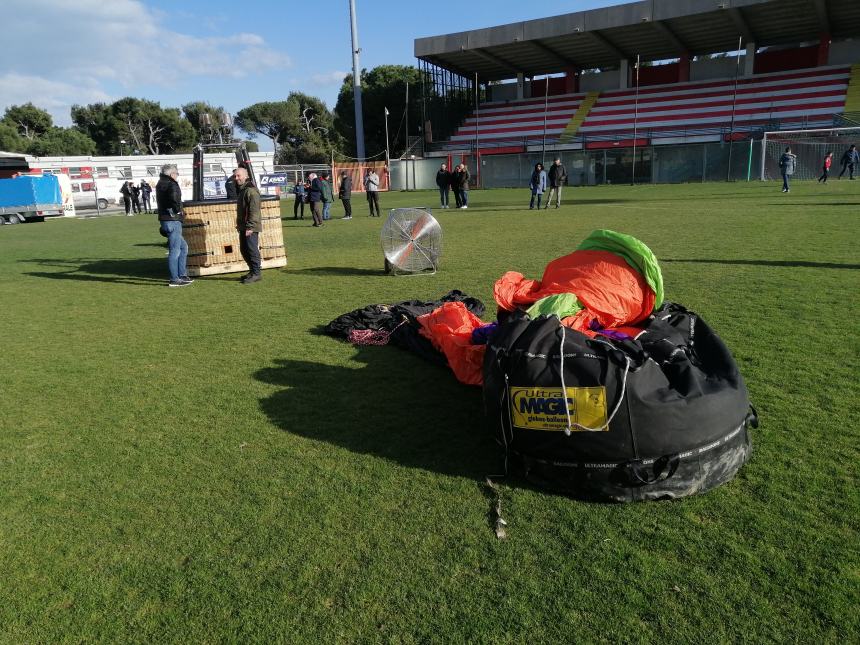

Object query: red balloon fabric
[416,302,487,386]
[494,249,655,334]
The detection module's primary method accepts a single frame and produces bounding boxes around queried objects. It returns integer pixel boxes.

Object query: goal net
[760,127,860,181]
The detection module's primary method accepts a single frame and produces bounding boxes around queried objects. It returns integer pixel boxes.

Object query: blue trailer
[0,174,64,224]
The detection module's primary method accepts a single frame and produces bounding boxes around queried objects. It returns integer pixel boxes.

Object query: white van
[70,178,111,210]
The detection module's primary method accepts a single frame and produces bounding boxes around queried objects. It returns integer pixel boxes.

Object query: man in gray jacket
[545,158,567,209]
[779,147,797,193]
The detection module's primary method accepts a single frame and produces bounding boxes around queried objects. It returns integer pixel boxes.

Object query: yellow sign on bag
[510,386,608,431]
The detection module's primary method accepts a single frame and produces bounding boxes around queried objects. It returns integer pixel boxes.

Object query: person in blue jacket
[292,179,306,219]
[529,163,546,209]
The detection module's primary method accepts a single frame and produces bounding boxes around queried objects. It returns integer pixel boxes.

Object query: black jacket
[155,174,183,221]
[225,176,238,199]
[436,170,450,188]
[449,171,459,189]
[338,175,352,199]
[308,177,323,202]
[548,163,567,187]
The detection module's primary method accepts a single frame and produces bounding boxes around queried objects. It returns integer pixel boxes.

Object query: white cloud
[0,0,292,122]
[310,71,350,87]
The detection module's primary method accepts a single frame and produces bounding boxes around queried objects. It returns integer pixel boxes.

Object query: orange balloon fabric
[494,249,655,333]
[416,302,487,386]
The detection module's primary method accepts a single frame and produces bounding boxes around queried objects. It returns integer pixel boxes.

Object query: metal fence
[478,141,764,188]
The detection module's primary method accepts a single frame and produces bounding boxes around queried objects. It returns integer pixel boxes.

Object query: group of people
[435,163,471,209]
[528,158,568,209]
[291,168,382,225]
[780,144,859,192]
[155,163,263,288]
[120,180,153,215]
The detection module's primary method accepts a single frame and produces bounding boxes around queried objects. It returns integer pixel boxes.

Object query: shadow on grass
[254,345,499,479]
[292,266,385,277]
[663,258,859,270]
[22,257,167,285]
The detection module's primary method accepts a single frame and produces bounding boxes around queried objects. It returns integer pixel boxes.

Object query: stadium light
[349,0,366,160]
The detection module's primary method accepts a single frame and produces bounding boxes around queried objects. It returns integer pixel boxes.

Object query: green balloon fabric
[526,292,583,320]
[576,229,664,308]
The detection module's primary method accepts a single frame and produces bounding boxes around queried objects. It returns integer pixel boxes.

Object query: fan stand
[381,207,441,277]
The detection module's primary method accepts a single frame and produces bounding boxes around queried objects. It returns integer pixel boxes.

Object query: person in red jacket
[818,152,833,184]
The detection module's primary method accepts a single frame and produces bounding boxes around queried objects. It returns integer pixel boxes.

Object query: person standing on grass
[155,164,192,288]
[436,163,451,209]
[838,144,858,180]
[779,146,797,193]
[320,171,334,221]
[131,182,142,214]
[339,170,353,220]
[457,163,470,209]
[307,173,324,227]
[451,164,462,208]
[139,180,152,213]
[545,157,567,209]
[234,167,262,284]
[529,163,546,210]
[818,152,833,184]
[364,168,381,217]
[120,181,133,216]
[292,179,306,219]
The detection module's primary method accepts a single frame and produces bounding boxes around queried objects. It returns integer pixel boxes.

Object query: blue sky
[1,0,619,150]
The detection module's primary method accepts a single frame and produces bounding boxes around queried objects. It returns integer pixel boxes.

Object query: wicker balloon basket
[182,197,287,276]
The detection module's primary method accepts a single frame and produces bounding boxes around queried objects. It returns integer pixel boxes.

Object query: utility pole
[348,0,366,160]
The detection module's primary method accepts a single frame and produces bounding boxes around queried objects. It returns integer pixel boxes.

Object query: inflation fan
[381,208,442,275]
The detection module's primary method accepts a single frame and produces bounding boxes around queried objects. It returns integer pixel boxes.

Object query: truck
[0,174,65,224]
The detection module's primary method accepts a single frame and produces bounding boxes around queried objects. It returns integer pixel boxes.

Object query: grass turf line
[0,182,858,642]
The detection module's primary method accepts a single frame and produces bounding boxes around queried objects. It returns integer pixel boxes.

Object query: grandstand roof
[415,0,860,81]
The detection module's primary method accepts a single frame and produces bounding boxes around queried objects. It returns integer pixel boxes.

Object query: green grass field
[1,181,858,643]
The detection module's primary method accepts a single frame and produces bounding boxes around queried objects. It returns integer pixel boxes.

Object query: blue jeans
[439,187,449,207]
[460,190,469,207]
[322,201,331,220]
[782,173,790,191]
[160,220,187,281]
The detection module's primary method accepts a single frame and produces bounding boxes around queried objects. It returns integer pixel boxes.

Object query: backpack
[482,303,756,501]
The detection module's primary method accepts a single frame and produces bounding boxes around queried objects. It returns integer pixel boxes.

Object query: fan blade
[388,240,414,267]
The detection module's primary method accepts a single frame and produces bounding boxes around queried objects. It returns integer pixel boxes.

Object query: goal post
[760,127,860,181]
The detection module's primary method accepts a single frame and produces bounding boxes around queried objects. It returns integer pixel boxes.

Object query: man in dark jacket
[838,144,858,180]
[545,158,567,209]
[307,173,324,227]
[234,167,263,283]
[155,165,192,287]
[450,164,462,208]
[130,183,142,214]
[120,181,133,216]
[436,163,451,209]
[139,180,152,213]
[338,170,353,219]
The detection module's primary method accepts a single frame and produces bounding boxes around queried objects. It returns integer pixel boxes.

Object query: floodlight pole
[727,36,743,182]
[541,75,549,164]
[632,54,640,185]
[384,107,390,169]
[349,0,366,161]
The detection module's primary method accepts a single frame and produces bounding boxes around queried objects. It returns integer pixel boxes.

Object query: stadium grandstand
[414,0,860,186]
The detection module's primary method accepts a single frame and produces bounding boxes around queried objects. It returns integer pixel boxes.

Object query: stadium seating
[449,66,852,147]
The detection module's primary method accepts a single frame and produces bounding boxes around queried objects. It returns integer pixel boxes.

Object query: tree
[334,65,428,159]
[235,101,299,152]
[235,95,342,164]
[0,122,28,153]
[27,127,97,156]
[2,103,53,140]
[72,98,196,155]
